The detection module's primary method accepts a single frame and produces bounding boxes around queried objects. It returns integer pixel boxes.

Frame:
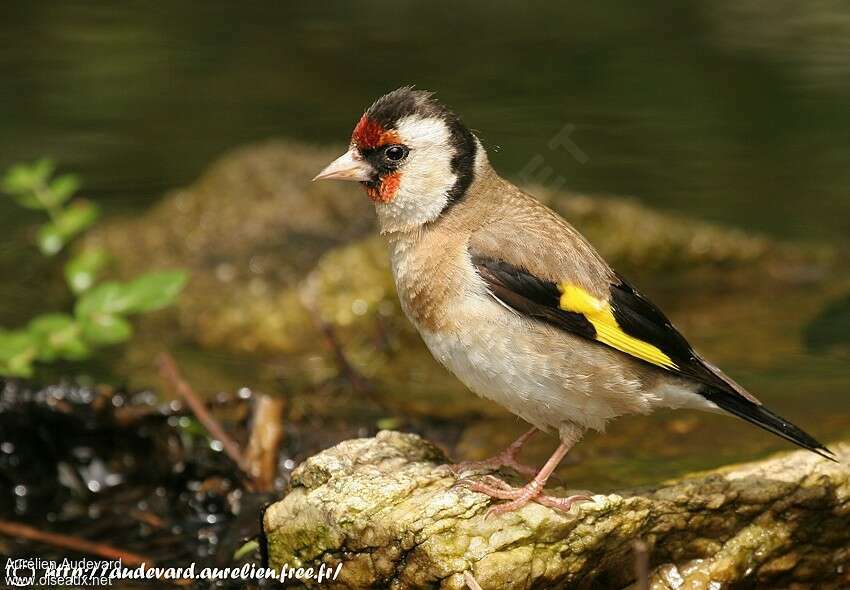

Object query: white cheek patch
[375,115,457,233]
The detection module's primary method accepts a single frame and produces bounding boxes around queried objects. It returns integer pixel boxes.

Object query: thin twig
[157,352,250,477]
[128,509,166,530]
[633,539,650,590]
[245,393,286,492]
[0,519,152,566]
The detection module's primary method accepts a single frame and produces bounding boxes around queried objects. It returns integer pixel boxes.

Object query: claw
[476,481,590,518]
[479,475,514,490]
[534,493,592,512]
[452,433,592,517]
[457,476,522,500]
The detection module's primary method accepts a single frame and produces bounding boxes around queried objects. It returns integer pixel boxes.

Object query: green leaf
[3,161,81,211]
[233,539,260,560]
[80,313,133,345]
[37,224,64,255]
[46,174,81,207]
[27,313,89,361]
[65,247,108,294]
[75,270,187,318]
[31,158,55,183]
[28,313,75,335]
[6,190,43,210]
[56,199,98,235]
[53,336,90,360]
[0,329,37,360]
[2,164,34,194]
[37,200,100,255]
[1,159,54,196]
[118,270,188,314]
[75,281,134,317]
[2,161,45,209]
[0,329,38,377]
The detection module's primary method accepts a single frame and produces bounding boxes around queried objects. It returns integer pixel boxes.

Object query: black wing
[472,254,836,461]
[473,254,713,385]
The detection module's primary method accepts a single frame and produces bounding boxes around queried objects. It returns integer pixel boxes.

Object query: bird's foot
[446,427,538,477]
[457,474,591,517]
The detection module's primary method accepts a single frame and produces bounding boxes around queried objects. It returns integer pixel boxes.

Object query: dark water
[1,2,849,486]
[3,2,850,239]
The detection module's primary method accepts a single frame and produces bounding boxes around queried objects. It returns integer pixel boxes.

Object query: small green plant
[0,159,187,377]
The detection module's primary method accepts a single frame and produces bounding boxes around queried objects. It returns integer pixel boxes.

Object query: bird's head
[314,87,484,233]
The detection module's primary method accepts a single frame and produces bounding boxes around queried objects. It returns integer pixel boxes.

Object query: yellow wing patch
[558,283,678,370]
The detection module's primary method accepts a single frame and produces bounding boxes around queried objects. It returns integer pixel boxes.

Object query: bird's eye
[384,145,408,162]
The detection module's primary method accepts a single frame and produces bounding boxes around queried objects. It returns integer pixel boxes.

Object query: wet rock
[263,431,850,590]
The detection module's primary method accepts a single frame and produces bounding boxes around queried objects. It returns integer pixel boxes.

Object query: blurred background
[1,0,849,528]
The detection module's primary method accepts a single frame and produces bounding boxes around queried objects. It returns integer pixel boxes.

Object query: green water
[1,1,849,486]
[3,2,850,239]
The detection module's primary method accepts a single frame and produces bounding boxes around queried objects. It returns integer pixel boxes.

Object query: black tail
[700,385,837,462]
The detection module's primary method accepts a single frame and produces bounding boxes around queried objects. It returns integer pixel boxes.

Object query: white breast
[418,303,646,432]
[388,235,662,433]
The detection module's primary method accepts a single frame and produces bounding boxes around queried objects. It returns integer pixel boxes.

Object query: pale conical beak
[313,148,375,182]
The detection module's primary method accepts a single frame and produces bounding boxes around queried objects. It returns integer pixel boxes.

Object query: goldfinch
[314,87,835,515]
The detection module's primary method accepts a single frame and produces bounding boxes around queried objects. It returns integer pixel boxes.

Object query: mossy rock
[263,431,850,589]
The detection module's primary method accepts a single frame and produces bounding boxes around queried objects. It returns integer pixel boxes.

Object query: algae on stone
[263,431,850,589]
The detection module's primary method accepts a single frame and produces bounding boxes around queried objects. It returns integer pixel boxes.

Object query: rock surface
[263,431,850,589]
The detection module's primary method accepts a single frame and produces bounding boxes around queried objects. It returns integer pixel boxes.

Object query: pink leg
[456,427,591,517]
[448,427,539,477]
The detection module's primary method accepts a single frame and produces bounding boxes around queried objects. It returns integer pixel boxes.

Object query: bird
[313,87,836,516]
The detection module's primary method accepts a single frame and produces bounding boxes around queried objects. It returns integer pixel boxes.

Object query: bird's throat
[365,171,401,203]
